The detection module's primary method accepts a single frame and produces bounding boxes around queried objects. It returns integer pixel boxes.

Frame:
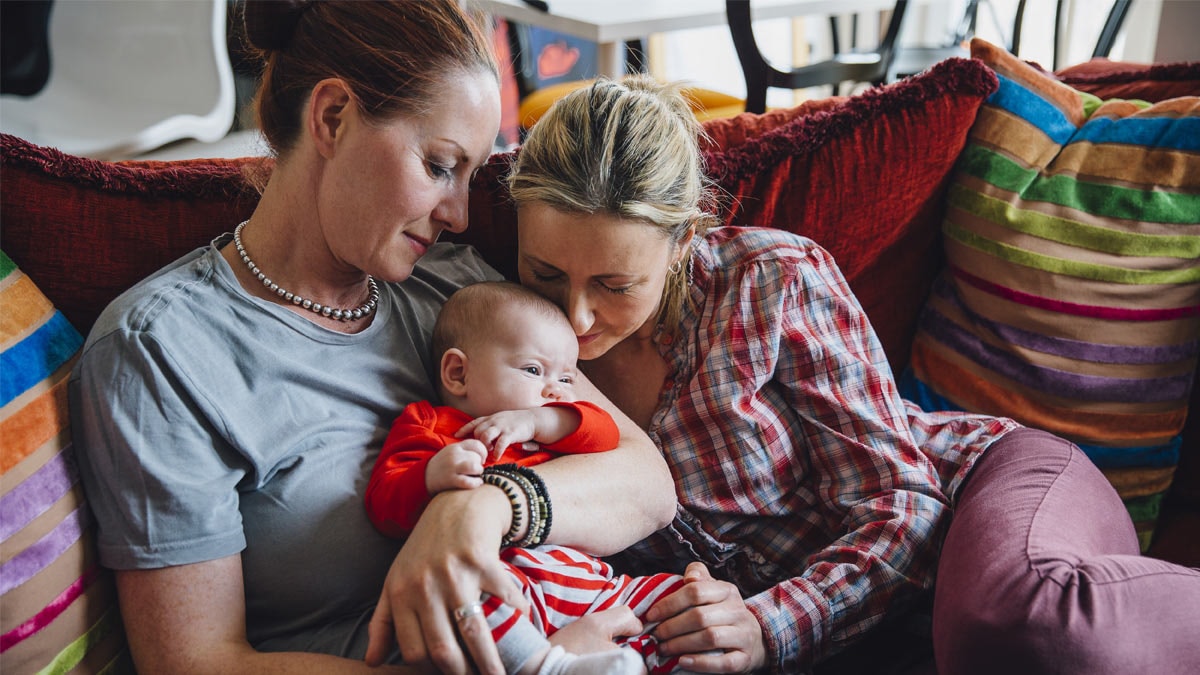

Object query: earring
[669,259,683,276]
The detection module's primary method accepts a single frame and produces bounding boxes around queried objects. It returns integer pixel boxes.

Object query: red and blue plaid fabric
[615,227,1018,672]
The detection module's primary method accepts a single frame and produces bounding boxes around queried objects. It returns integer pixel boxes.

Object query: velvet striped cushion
[0,250,131,674]
[901,39,1200,551]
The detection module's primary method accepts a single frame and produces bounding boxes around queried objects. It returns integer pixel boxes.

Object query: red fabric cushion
[701,98,847,149]
[0,141,263,333]
[1055,58,1200,102]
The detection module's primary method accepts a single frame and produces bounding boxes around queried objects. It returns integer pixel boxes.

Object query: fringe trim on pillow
[704,57,999,184]
[1,132,264,200]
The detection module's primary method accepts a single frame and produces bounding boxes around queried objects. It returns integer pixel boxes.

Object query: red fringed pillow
[705,57,998,368]
[0,139,264,335]
[6,56,997,366]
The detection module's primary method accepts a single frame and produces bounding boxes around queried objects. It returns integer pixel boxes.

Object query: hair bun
[243,0,312,50]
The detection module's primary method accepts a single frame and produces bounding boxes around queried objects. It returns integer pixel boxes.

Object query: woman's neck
[220,170,377,333]
[582,327,672,430]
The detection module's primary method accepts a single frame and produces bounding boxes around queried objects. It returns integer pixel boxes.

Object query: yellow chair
[517,79,747,133]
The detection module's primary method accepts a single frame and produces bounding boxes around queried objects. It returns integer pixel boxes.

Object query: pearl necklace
[233,221,380,322]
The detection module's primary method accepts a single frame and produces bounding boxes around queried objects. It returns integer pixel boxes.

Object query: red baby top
[365,400,619,538]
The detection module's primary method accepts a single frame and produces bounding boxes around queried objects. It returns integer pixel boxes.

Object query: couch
[2,40,1198,674]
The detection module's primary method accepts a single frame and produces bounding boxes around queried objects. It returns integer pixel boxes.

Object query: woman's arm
[119,555,416,674]
[536,374,676,555]
[740,244,948,669]
[647,238,950,671]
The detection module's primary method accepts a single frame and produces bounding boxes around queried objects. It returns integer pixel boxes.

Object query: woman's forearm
[117,559,418,675]
[535,376,676,556]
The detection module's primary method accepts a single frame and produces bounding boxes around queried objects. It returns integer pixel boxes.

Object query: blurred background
[1,0,1196,162]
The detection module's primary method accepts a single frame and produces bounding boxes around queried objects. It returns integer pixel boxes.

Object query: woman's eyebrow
[520,253,559,270]
[435,137,486,168]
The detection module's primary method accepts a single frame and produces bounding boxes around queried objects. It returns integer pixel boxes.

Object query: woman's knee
[934,427,1200,673]
[946,428,1137,571]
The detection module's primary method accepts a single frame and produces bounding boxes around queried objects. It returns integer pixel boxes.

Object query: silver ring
[452,601,484,622]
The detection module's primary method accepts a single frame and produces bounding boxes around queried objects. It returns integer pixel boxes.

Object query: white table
[469,0,901,78]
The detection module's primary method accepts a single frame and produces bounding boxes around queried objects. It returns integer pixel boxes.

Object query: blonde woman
[508,76,1200,673]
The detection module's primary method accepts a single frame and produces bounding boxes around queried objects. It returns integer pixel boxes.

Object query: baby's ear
[440,348,469,396]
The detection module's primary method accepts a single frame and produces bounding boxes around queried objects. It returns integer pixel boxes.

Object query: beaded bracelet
[491,466,542,547]
[506,464,553,545]
[489,463,553,547]
[481,469,525,546]
[482,464,552,547]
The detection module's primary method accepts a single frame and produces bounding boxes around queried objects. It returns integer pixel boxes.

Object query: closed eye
[530,270,562,284]
[598,281,631,295]
[427,161,452,180]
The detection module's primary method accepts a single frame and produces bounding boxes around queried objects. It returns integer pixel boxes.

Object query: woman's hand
[365,486,527,674]
[646,563,768,673]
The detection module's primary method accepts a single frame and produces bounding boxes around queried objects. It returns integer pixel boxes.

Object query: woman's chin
[577,335,610,361]
[375,265,415,284]
[373,251,420,283]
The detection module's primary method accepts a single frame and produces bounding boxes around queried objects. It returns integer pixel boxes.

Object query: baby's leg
[483,593,554,674]
[484,553,645,675]
[599,568,690,674]
[505,546,690,674]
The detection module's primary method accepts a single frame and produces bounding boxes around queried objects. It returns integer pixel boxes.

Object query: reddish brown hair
[242,0,498,155]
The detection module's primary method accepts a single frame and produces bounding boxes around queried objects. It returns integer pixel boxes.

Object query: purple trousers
[934,428,1200,673]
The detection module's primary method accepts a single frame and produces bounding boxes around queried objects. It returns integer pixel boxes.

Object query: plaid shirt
[614,227,1018,672]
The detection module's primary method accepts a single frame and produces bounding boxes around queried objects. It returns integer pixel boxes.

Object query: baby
[366,281,692,675]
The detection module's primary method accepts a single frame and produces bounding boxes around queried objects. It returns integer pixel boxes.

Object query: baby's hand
[456,410,539,460]
[425,439,487,494]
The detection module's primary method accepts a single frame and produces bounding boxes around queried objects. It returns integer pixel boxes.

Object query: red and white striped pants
[484,545,687,673]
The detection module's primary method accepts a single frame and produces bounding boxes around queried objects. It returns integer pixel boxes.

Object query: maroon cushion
[0,140,263,333]
[1055,58,1200,102]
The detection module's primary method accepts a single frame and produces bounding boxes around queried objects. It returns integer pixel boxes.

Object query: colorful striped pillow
[0,250,131,674]
[901,39,1200,552]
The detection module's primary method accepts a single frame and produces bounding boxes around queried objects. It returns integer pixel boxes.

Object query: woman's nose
[566,291,593,335]
[433,186,469,234]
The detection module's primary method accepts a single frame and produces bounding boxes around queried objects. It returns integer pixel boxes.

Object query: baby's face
[460,311,581,415]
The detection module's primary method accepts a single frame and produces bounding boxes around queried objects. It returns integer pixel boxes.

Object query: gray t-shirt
[69,234,500,657]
